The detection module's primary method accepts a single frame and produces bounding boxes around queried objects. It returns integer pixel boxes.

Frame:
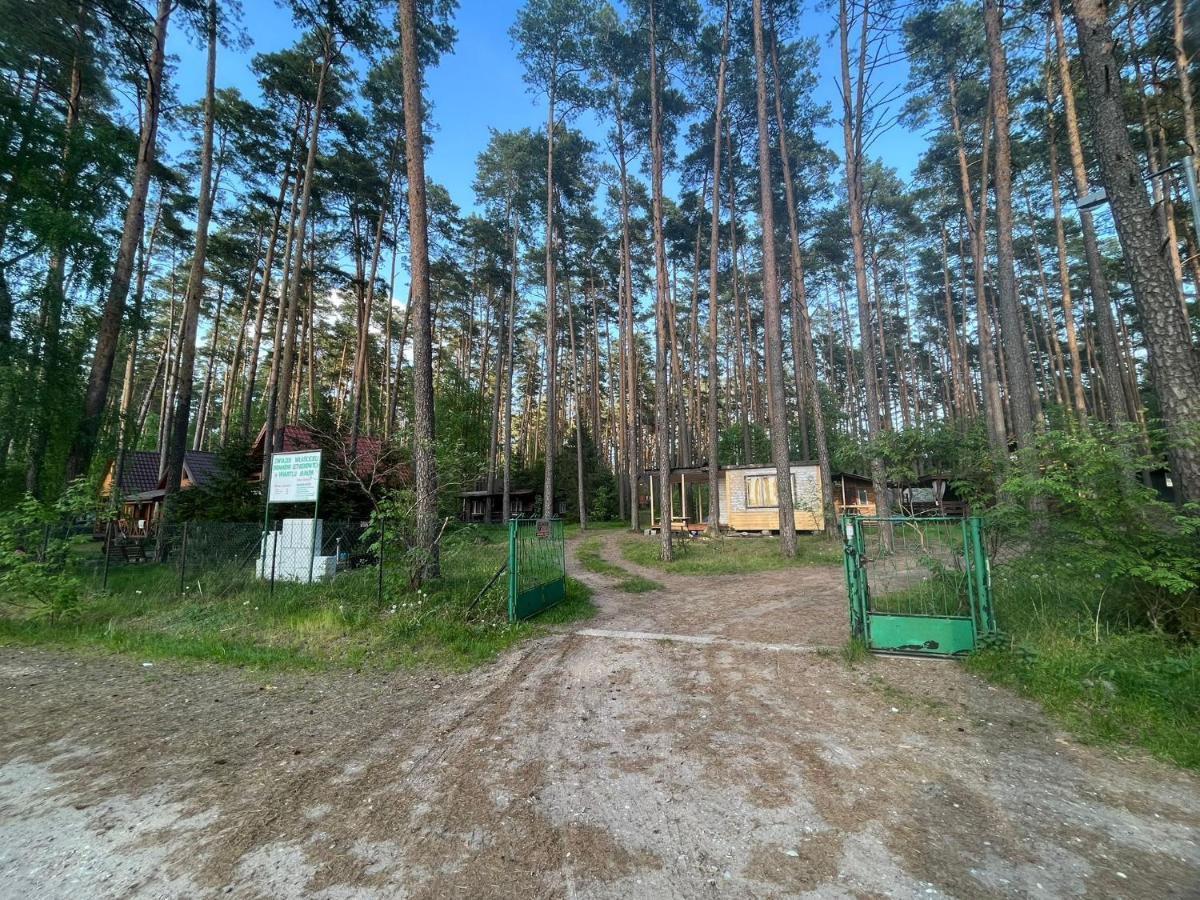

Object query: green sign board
[268,450,322,504]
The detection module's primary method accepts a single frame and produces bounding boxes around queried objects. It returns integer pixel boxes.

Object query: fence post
[102,520,113,591]
[969,517,994,633]
[269,515,278,597]
[507,518,518,622]
[376,515,385,604]
[178,522,189,595]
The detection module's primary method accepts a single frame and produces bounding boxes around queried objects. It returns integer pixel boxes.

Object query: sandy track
[1,529,1197,898]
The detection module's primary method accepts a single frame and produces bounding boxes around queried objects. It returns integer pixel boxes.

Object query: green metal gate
[508,518,566,621]
[843,515,996,657]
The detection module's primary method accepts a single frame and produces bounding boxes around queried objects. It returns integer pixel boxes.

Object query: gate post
[507,518,518,623]
[968,517,995,633]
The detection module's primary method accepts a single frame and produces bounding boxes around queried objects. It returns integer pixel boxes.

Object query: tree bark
[839,0,890,517]
[1043,42,1088,421]
[163,0,218,503]
[1051,0,1131,424]
[1073,0,1200,504]
[706,0,730,530]
[768,12,835,535]
[400,0,441,576]
[68,0,170,478]
[272,31,333,453]
[984,0,1036,446]
[542,78,558,518]
[648,0,673,561]
[220,223,265,444]
[193,286,225,450]
[949,75,1005,450]
[752,0,796,555]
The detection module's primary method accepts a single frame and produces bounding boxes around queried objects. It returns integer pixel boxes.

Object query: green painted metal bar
[845,513,996,658]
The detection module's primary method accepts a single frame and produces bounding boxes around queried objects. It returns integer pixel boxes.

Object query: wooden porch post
[649,475,654,529]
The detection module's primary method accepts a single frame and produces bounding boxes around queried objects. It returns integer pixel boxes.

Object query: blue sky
[170,1,926,217]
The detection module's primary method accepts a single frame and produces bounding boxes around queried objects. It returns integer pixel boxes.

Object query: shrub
[992,426,1198,636]
[0,481,95,622]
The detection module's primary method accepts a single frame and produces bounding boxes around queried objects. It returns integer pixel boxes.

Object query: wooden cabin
[99,450,221,537]
[644,462,826,534]
[833,473,877,518]
[458,487,537,524]
[720,463,824,532]
[895,474,969,517]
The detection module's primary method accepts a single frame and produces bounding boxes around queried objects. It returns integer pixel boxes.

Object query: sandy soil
[1,530,1197,899]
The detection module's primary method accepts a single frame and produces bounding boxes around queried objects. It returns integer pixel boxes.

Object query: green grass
[0,528,595,672]
[576,537,664,593]
[966,557,1199,770]
[619,532,843,575]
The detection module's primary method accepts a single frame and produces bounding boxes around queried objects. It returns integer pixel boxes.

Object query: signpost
[263,449,323,587]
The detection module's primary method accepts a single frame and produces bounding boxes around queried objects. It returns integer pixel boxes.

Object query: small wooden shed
[644,462,825,534]
[833,472,877,518]
[719,463,824,532]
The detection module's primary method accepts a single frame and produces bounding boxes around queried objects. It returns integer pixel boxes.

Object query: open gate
[843,515,996,657]
[508,518,566,621]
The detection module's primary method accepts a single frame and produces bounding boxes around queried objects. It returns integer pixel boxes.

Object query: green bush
[992,426,1197,635]
[0,481,95,622]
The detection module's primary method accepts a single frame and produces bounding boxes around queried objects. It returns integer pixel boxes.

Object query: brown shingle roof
[119,451,161,495]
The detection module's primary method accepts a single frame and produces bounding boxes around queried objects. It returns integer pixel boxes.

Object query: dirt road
[2,530,1198,898]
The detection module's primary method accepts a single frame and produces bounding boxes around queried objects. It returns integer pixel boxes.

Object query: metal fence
[844,515,996,657]
[44,519,377,602]
[508,517,566,621]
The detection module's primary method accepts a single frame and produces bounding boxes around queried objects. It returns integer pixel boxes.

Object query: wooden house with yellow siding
[644,462,826,534]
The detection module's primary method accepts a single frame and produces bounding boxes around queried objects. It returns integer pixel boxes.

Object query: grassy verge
[0,528,595,672]
[576,538,663,593]
[967,557,1199,770]
[619,532,842,575]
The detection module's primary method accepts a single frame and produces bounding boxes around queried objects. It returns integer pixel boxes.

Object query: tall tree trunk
[648,0,673,561]
[1073,0,1200,504]
[113,201,163,509]
[193,286,225,450]
[26,6,85,495]
[1051,0,1131,424]
[1043,44,1088,421]
[272,33,333,453]
[68,0,170,478]
[839,0,890,517]
[241,154,295,442]
[258,148,305,463]
[542,81,558,518]
[984,0,1036,447]
[752,0,796,555]
[706,0,730,530]
[163,0,217,502]
[726,126,752,463]
[614,94,639,532]
[220,223,265,444]
[768,17,825,489]
[949,75,1005,450]
[566,279,587,528]
[350,135,399,453]
[400,0,440,576]
[939,224,966,418]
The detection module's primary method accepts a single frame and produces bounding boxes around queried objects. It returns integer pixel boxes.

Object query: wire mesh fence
[857,517,973,617]
[23,519,381,603]
[14,515,567,633]
[508,518,566,621]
